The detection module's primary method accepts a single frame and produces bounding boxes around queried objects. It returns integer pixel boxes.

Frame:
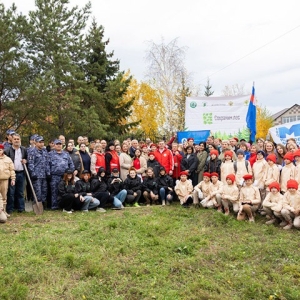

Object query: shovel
[24,164,44,215]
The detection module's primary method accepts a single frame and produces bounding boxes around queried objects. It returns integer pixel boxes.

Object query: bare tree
[222,84,245,96]
[145,38,189,134]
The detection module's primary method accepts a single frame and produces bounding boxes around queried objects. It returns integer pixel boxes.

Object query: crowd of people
[0,129,300,230]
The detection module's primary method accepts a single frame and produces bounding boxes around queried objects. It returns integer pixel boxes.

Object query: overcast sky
[3,0,300,114]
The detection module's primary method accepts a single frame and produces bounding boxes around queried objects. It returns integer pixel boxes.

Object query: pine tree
[204,78,214,97]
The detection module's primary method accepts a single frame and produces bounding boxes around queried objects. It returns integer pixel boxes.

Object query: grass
[1,203,300,300]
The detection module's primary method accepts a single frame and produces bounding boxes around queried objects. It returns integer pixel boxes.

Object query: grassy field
[1,203,300,300]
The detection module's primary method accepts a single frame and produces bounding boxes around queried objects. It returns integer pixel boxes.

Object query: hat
[180,171,189,176]
[30,134,39,140]
[236,149,245,156]
[257,150,265,157]
[65,169,73,174]
[233,137,239,142]
[243,174,253,181]
[150,143,157,148]
[203,172,211,178]
[98,167,105,174]
[6,129,15,135]
[54,139,62,145]
[112,168,119,173]
[0,144,4,150]
[266,154,276,163]
[35,136,44,142]
[287,179,298,190]
[141,144,148,149]
[148,152,155,157]
[269,181,280,191]
[226,174,235,183]
[159,166,166,172]
[293,149,300,158]
[187,137,194,141]
[284,153,294,161]
[210,149,219,157]
[224,151,233,158]
[82,170,90,174]
[211,172,219,178]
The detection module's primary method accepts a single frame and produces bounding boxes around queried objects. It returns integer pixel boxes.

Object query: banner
[177,130,211,144]
[268,121,300,146]
[185,96,250,140]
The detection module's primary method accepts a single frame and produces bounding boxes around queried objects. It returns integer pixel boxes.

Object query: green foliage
[204,77,214,97]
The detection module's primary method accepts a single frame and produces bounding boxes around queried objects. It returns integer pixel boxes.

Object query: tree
[222,84,245,96]
[0,3,31,136]
[256,106,274,139]
[204,78,214,97]
[145,38,189,134]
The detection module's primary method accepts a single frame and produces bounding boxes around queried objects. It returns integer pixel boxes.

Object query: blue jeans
[81,196,100,210]
[113,189,127,208]
[159,187,173,201]
[7,172,25,213]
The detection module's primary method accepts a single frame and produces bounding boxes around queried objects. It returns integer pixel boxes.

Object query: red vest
[94,152,105,172]
[108,150,120,171]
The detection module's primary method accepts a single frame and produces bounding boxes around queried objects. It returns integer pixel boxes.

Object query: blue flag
[246,86,256,142]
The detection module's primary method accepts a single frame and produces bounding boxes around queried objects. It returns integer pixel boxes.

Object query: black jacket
[75,180,91,196]
[181,153,199,174]
[57,180,75,200]
[90,176,109,193]
[142,176,158,194]
[4,146,27,162]
[147,159,162,178]
[156,174,174,193]
[204,158,221,177]
[123,174,142,195]
[107,176,124,196]
[65,148,82,173]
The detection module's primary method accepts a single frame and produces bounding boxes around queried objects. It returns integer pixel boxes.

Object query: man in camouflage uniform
[48,139,74,210]
[28,136,50,207]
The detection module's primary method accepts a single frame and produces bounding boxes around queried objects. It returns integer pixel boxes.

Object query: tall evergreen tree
[204,78,214,97]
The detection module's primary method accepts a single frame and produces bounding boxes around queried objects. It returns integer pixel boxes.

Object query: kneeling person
[221,174,239,215]
[175,171,193,208]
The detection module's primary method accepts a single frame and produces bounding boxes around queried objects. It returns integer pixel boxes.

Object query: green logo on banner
[203,113,213,124]
[190,101,197,108]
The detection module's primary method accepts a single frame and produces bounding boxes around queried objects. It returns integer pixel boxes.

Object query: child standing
[234,149,252,190]
[220,151,235,184]
[252,150,267,201]
[263,154,280,192]
[280,153,296,194]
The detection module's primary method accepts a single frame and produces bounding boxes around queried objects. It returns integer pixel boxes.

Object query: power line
[201,23,300,82]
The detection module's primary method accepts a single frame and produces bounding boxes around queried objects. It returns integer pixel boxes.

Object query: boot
[283,222,293,230]
[3,204,10,218]
[224,208,230,216]
[265,218,276,225]
[162,200,166,206]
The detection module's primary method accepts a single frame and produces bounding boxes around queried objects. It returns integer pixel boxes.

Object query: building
[272,104,300,126]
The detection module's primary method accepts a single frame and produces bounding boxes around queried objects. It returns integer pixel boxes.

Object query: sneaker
[111,207,121,210]
[283,223,293,230]
[279,221,288,227]
[224,209,230,216]
[63,209,72,214]
[166,200,170,206]
[146,204,150,207]
[133,202,140,207]
[265,219,276,225]
[121,204,125,209]
[217,207,222,213]
[249,216,255,222]
[96,208,106,213]
[82,210,89,213]
[260,211,267,216]
[162,200,166,206]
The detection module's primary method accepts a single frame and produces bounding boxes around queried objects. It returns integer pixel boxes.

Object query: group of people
[0,130,300,230]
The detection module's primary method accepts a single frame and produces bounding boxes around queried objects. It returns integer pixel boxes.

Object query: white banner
[268,121,300,146]
[185,96,250,140]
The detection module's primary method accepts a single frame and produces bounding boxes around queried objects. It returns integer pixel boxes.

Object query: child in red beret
[193,172,212,207]
[263,154,280,193]
[280,153,296,194]
[175,171,194,208]
[220,151,235,184]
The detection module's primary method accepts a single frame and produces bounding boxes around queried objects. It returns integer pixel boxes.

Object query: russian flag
[246,85,256,142]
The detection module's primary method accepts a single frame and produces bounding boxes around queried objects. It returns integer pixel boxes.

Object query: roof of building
[271,104,299,120]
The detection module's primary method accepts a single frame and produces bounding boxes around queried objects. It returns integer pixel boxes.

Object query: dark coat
[90,176,109,193]
[123,174,142,195]
[57,180,75,200]
[142,176,158,194]
[204,158,221,177]
[156,174,174,194]
[75,180,92,196]
[147,159,162,178]
[107,176,124,196]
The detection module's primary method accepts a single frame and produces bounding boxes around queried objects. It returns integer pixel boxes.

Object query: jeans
[81,196,100,210]
[7,172,25,213]
[113,189,127,208]
[159,188,173,201]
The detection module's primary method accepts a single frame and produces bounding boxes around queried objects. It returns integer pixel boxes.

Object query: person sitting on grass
[237,174,261,223]
[57,169,84,214]
[142,167,159,206]
[280,179,300,230]
[107,168,127,209]
[280,153,295,194]
[175,171,194,208]
[193,172,212,208]
[221,174,239,216]
[123,167,142,207]
[262,181,284,225]
[201,172,223,211]
[156,166,174,206]
[75,170,104,212]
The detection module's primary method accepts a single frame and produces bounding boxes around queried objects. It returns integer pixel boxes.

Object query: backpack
[233,160,249,173]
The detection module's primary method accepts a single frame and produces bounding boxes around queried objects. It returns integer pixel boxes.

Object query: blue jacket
[48,151,74,176]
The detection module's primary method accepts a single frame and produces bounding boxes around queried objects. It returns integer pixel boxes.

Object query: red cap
[233,137,239,142]
[269,181,280,191]
[284,153,294,161]
[180,171,189,176]
[266,154,277,163]
[243,174,253,181]
[211,172,219,178]
[148,152,155,157]
[0,144,4,150]
[293,149,300,158]
[224,151,233,158]
[141,144,148,149]
[187,137,194,141]
[203,172,211,178]
[226,174,235,183]
[287,179,298,190]
[210,150,219,157]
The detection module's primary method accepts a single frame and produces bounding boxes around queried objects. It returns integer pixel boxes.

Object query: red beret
[203,172,211,178]
[187,137,194,141]
[226,174,235,183]
[284,153,294,161]
[269,181,280,191]
[148,152,155,157]
[210,150,219,157]
[287,179,298,190]
[243,174,253,181]
[233,137,239,142]
[266,154,277,163]
[224,151,233,158]
[180,171,189,176]
[141,144,148,149]
[211,172,219,178]
[0,144,4,150]
[293,149,300,158]
[150,143,157,148]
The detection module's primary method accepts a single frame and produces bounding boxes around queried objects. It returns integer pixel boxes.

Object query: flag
[246,85,256,142]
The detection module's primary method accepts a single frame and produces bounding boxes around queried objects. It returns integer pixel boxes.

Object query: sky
[3,0,300,115]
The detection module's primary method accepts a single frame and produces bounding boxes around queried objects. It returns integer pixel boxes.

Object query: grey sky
[4,0,300,114]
